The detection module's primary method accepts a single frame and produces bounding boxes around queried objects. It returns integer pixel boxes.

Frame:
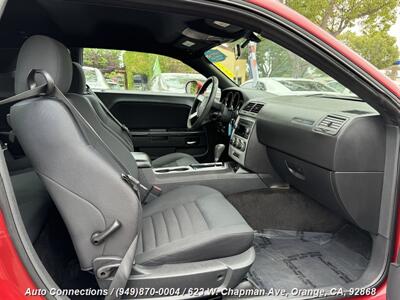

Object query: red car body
[0,0,399,299]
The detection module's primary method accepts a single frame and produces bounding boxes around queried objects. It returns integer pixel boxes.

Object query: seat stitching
[160,211,171,243]
[150,215,158,248]
[194,200,209,230]
[37,171,107,258]
[171,208,183,239]
[135,230,253,265]
[86,95,133,151]
[182,203,194,233]
[137,231,143,253]
[38,171,107,225]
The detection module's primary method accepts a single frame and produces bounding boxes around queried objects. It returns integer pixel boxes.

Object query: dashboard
[221,87,385,235]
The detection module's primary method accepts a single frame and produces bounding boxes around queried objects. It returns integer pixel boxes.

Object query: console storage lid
[131,152,152,168]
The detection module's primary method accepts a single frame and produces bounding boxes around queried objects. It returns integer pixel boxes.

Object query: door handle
[285,161,306,180]
[186,140,197,145]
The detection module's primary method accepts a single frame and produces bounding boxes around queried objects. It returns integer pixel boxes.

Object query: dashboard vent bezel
[242,102,255,112]
[314,114,349,136]
[250,103,264,113]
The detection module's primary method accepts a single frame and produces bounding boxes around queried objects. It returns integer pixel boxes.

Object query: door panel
[95,91,211,160]
[111,101,189,129]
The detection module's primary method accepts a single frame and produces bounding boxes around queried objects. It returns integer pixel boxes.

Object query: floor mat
[248,225,371,290]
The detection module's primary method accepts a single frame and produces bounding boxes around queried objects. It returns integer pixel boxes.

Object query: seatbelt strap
[87,85,132,139]
[53,86,148,201]
[104,236,138,300]
[98,99,131,136]
[0,82,50,105]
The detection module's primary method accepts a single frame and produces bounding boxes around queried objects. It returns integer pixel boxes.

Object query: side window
[83,49,205,94]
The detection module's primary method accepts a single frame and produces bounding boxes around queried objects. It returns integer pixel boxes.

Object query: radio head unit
[235,119,252,139]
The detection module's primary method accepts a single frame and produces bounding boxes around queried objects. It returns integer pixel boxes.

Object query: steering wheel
[187,76,219,129]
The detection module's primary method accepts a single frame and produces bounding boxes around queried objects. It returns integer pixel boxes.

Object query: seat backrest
[69,62,134,151]
[9,35,142,271]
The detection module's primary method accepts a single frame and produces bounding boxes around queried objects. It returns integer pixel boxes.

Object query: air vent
[242,102,255,112]
[314,115,348,135]
[251,103,264,113]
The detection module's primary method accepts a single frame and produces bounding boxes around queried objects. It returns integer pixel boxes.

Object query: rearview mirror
[185,80,203,95]
[234,44,241,60]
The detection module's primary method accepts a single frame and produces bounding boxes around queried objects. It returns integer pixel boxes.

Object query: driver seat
[69,61,198,168]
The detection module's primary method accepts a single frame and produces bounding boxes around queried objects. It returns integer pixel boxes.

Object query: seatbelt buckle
[150,185,162,196]
[121,173,140,193]
[121,173,149,201]
[143,185,162,204]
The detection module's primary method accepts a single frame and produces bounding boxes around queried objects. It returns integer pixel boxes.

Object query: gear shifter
[214,144,225,163]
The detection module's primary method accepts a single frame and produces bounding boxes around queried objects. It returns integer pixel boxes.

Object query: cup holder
[155,167,190,173]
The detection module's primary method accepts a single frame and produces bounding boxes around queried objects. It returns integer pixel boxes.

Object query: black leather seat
[10,35,254,289]
[69,62,198,168]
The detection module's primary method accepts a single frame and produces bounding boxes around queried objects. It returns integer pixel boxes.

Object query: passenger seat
[9,35,254,290]
[68,62,199,168]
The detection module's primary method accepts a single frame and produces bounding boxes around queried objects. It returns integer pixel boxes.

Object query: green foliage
[123,52,155,89]
[285,0,399,36]
[83,48,122,70]
[340,31,399,68]
[285,0,400,68]
[123,52,195,89]
[83,49,197,89]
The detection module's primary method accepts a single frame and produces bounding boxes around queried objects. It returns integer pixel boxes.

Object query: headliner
[0,0,246,58]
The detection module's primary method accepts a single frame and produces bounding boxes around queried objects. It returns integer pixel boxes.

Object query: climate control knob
[234,138,239,148]
[237,140,243,149]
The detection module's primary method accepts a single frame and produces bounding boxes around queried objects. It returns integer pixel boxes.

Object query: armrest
[131,152,152,168]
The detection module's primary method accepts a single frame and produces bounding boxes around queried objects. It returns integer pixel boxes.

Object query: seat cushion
[151,152,198,168]
[136,185,254,266]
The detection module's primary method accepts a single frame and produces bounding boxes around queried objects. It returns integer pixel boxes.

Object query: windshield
[205,36,356,98]
[277,79,336,92]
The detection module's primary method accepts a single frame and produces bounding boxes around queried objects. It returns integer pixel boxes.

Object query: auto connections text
[24,287,377,298]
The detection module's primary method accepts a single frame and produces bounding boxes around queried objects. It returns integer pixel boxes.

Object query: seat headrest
[15,35,72,94]
[69,62,87,94]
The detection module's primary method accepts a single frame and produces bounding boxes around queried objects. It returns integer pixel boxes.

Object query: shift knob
[214,144,225,162]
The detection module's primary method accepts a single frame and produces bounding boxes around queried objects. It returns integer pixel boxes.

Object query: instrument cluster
[221,90,244,111]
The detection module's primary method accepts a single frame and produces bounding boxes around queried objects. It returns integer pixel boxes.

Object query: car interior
[0,0,398,299]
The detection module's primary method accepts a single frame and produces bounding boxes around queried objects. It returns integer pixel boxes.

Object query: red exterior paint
[248,0,400,100]
[0,1,398,299]
[247,3,400,298]
[0,211,43,300]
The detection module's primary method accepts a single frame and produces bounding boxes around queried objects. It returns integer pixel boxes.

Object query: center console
[228,103,278,176]
[134,100,281,196]
[139,160,269,196]
[229,117,255,166]
[153,162,226,175]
